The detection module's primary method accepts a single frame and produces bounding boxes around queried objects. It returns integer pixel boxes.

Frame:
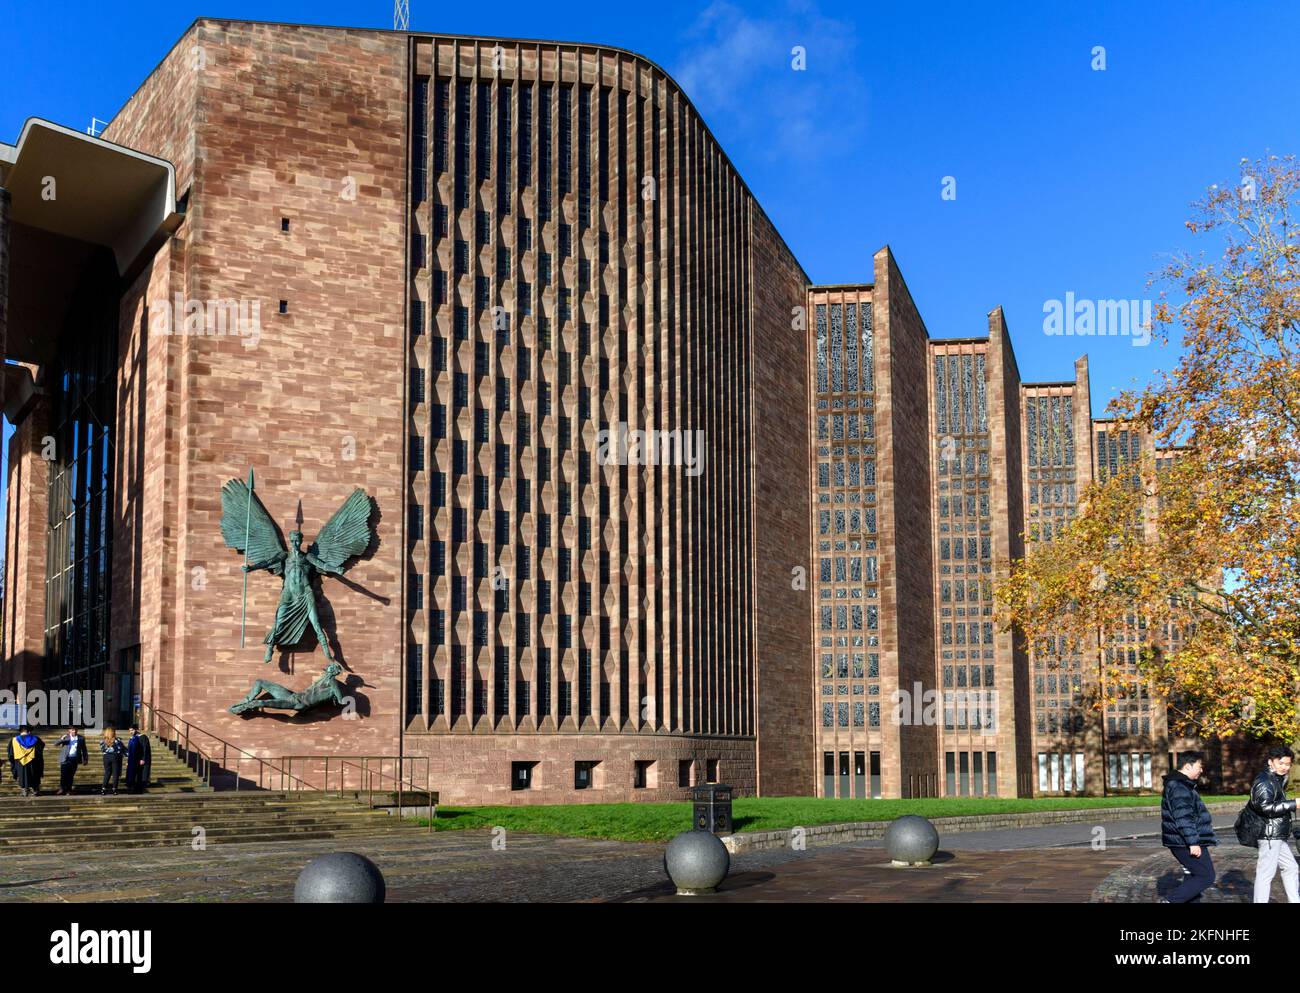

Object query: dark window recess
[411,76,429,206]
[512,761,536,791]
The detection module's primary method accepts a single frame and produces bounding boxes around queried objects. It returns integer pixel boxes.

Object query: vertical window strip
[860,298,874,393]
[947,354,960,436]
[456,81,470,209]
[497,82,511,213]
[935,356,948,435]
[1062,396,1074,464]
[845,303,858,394]
[476,82,491,180]
[830,303,843,393]
[412,77,429,207]
[961,353,974,435]
[559,84,572,196]
[434,80,449,174]
[1039,397,1051,466]
[1026,398,1038,467]
[815,304,828,393]
[1050,395,1063,466]
[539,84,552,220]
[518,84,532,189]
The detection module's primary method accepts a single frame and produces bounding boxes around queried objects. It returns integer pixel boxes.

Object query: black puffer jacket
[1161,771,1217,848]
[1249,770,1296,841]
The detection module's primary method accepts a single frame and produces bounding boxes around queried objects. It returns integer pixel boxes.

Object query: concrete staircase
[0,729,419,854]
[0,792,415,854]
[0,727,206,797]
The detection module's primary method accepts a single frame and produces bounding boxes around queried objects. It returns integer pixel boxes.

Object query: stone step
[0,784,418,853]
[0,813,400,841]
[0,797,398,818]
[0,827,408,854]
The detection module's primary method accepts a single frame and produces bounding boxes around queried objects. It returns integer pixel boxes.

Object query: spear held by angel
[219,475,375,662]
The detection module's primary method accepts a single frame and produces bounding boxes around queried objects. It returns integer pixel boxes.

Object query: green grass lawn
[422,794,1248,843]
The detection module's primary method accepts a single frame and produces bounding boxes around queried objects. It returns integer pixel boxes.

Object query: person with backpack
[1160,751,1218,903]
[1248,745,1299,903]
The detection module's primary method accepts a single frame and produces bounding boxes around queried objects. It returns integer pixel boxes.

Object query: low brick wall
[721,801,1242,855]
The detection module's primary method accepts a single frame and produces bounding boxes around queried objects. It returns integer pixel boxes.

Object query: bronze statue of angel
[220,472,375,663]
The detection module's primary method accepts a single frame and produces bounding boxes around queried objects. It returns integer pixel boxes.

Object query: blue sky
[1,1,1297,470]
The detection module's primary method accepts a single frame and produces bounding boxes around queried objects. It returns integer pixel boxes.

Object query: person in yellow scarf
[7,725,45,797]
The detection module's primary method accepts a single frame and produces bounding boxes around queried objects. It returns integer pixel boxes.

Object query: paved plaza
[0,808,1283,904]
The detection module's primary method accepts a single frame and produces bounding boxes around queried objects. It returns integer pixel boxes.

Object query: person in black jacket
[1160,751,1218,903]
[1251,745,1299,903]
[54,726,89,795]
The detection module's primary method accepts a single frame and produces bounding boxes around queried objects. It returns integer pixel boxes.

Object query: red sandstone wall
[104,20,409,767]
[181,20,408,758]
[1,402,49,691]
[986,308,1031,795]
[749,206,812,796]
[873,246,937,796]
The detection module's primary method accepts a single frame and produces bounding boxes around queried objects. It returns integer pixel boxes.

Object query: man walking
[1250,745,1299,903]
[54,726,88,795]
[1160,751,1218,903]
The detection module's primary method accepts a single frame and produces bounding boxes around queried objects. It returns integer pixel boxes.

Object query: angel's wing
[308,488,374,574]
[220,478,286,574]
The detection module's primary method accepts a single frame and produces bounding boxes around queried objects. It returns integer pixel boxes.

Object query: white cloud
[670,0,869,163]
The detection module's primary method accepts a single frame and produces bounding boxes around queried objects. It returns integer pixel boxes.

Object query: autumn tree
[1000,155,1300,745]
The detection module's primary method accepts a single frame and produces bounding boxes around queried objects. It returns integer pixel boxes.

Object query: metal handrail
[282,755,435,832]
[141,703,435,829]
[143,702,319,792]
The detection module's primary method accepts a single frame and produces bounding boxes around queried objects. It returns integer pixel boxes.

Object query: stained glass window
[830,304,844,393]
[860,301,874,393]
[845,303,858,393]
[935,357,947,434]
[815,304,828,393]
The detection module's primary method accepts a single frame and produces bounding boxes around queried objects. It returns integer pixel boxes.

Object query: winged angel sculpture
[220,474,375,663]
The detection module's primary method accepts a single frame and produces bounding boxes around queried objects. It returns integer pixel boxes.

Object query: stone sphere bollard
[294,852,386,903]
[884,815,940,866]
[664,830,730,895]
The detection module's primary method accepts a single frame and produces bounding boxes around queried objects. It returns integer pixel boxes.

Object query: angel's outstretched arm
[243,552,287,573]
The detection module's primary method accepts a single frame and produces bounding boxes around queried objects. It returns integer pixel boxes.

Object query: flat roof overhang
[1,118,181,366]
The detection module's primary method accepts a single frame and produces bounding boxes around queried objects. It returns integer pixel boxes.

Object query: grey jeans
[1255,839,1300,903]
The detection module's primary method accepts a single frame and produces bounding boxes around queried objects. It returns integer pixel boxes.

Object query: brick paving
[0,828,873,904]
[1091,843,1286,903]
[619,847,1145,903]
[1,809,1267,903]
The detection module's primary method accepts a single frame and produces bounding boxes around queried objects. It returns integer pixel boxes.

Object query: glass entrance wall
[42,263,116,697]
